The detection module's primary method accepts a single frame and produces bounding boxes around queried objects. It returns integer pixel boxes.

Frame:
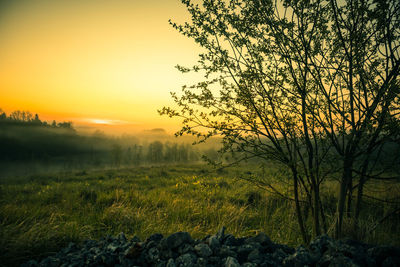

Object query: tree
[161,0,400,242]
[147,141,164,163]
[0,108,6,121]
[112,144,122,167]
[33,114,42,125]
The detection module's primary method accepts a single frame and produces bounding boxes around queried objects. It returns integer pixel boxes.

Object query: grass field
[0,164,399,266]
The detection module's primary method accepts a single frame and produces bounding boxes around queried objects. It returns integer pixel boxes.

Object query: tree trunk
[354,167,367,233]
[335,159,352,238]
[293,169,309,244]
[354,154,372,232]
[346,178,353,217]
[312,183,321,237]
[320,197,327,233]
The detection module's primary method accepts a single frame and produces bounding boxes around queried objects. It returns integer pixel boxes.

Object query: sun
[90,119,113,125]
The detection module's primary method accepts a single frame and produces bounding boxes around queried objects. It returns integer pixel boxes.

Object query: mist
[0,109,222,177]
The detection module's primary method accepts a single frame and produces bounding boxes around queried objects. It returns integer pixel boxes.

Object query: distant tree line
[110,141,202,167]
[0,108,217,168]
[0,108,74,130]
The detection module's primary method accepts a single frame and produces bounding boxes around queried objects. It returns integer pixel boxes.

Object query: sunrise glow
[0,0,203,134]
[88,119,126,125]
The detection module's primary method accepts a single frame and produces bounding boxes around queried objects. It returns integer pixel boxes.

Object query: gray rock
[245,232,271,246]
[283,245,315,267]
[147,247,160,262]
[196,257,208,267]
[21,260,39,267]
[117,232,127,242]
[247,248,261,262]
[166,258,176,267]
[107,243,120,253]
[155,260,167,267]
[145,240,158,249]
[328,254,359,267]
[130,235,141,242]
[21,228,400,267]
[309,234,333,255]
[209,255,223,265]
[224,256,241,267]
[175,253,197,267]
[209,235,221,250]
[224,235,237,246]
[218,246,238,258]
[368,246,400,266]
[178,243,194,255]
[161,232,193,250]
[238,244,256,262]
[273,248,288,262]
[382,256,400,267]
[194,243,213,257]
[147,233,164,243]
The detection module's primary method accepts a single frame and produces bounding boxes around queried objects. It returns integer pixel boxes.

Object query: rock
[245,232,271,246]
[196,257,208,267]
[145,240,158,250]
[218,245,238,258]
[309,234,333,255]
[177,243,194,255]
[20,260,39,267]
[130,235,141,242]
[225,256,241,267]
[224,235,237,246]
[209,256,223,265]
[368,245,400,266]
[117,232,127,242]
[242,263,257,267]
[166,258,176,267]
[382,256,400,267]
[327,254,359,267]
[147,233,164,243]
[283,245,316,267]
[247,248,261,263]
[273,248,288,262]
[147,247,160,262]
[237,244,256,263]
[155,260,167,267]
[124,242,143,258]
[208,235,221,250]
[194,243,213,257]
[160,232,193,250]
[175,253,197,266]
[21,228,400,267]
[107,243,120,253]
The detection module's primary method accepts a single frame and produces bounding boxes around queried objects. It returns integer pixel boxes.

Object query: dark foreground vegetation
[1,165,399,266]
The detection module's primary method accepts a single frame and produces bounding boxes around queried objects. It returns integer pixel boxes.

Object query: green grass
[0,164,399,266]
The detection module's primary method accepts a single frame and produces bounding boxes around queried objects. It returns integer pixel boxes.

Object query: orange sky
[0,0,203,134]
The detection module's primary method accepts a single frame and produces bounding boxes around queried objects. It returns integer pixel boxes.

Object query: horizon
[0,0,203,135]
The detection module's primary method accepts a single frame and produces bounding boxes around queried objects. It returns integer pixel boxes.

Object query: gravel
[21,227,400,266]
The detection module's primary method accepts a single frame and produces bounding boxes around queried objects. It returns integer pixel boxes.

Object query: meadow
[0,164,399,266]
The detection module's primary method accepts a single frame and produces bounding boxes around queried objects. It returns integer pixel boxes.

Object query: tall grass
[0,164,398,266]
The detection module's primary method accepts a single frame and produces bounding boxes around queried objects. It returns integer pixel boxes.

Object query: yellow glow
[0,0,203,134]
[89,119,119,125]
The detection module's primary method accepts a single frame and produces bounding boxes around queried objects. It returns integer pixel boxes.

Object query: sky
[0,0,203,134]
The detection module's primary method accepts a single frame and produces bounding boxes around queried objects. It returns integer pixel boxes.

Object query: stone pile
[22,227,400,266]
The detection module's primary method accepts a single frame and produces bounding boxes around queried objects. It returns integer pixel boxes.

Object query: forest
[0,108,220,176]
